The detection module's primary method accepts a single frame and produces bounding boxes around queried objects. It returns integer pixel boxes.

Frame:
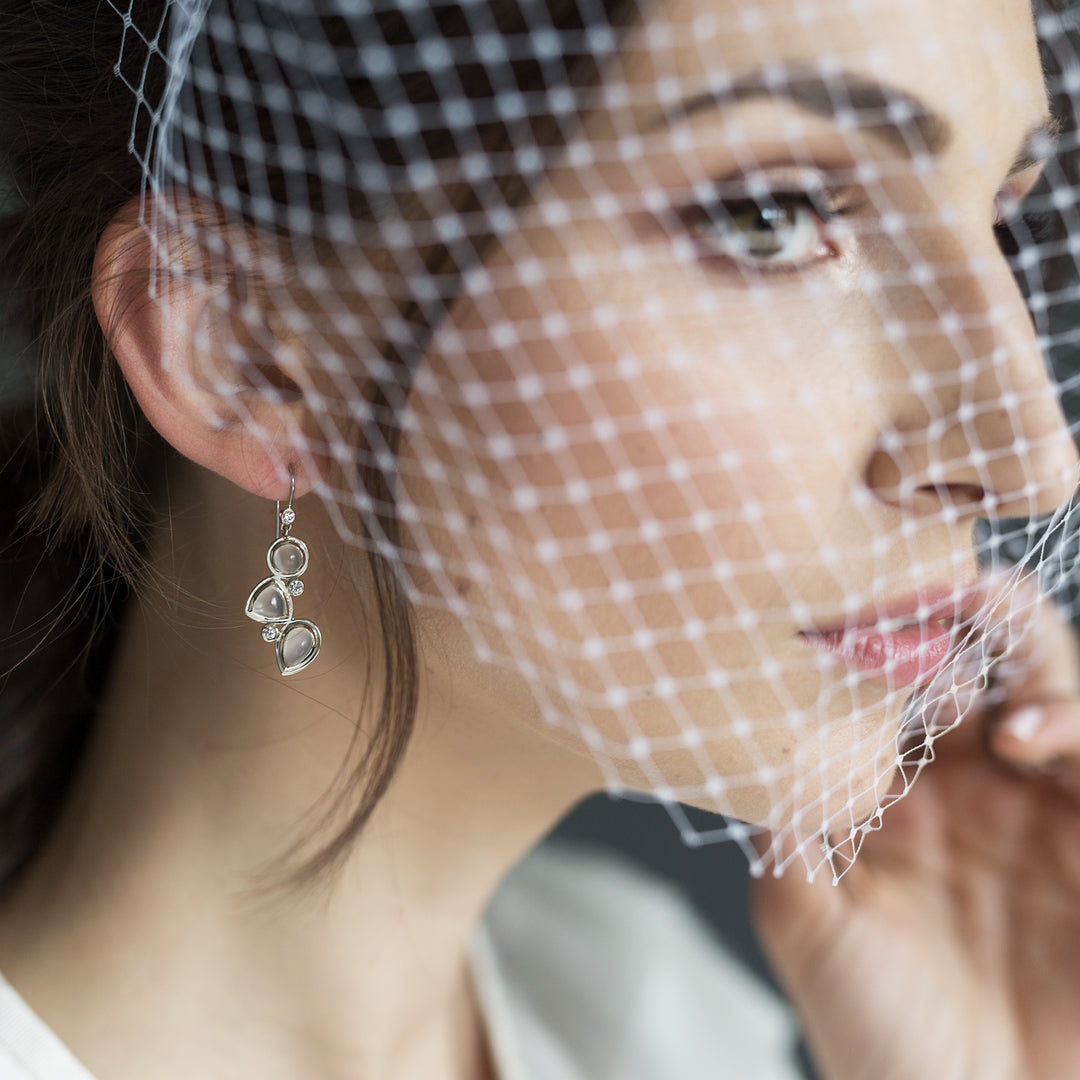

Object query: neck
[0,464,597,1080]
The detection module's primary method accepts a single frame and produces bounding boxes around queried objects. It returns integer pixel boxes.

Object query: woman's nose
[864,234,1079,520]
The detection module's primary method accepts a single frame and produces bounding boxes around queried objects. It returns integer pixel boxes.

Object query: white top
[0,842,805,1079]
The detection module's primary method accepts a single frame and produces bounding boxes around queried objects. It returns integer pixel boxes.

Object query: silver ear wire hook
[276,468,297,539]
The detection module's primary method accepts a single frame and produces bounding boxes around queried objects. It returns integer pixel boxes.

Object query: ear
[91,194,328,501]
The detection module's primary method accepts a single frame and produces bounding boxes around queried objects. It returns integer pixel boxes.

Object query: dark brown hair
[0,0,639,894]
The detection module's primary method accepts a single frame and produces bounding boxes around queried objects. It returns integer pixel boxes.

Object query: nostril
[917,482,988,509]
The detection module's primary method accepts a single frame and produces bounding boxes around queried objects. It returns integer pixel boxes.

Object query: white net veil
[107,0,1080,880]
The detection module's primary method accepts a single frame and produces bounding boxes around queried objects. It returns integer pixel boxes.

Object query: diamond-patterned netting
[108,0,1080,879]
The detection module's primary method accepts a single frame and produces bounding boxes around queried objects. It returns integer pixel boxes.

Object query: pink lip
[798,583,980,689]
[801,622,954,687]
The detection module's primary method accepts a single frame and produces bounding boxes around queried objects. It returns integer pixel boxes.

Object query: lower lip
[800,621,952,688]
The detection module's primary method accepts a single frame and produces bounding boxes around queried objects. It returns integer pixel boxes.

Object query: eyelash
[675,188,858,275]
[993,209,1054,257]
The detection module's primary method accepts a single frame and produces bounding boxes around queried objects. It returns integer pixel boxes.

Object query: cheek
[394,313,904,828]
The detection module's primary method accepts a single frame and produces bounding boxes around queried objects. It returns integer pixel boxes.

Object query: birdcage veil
[104,0,1080,879]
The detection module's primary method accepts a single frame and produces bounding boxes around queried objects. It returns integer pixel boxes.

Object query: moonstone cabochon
[245,577,294,623]
[267,536,309,579]
[276,619,322,676]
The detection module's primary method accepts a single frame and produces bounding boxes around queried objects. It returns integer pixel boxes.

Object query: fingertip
[990,702,1080,769]
[995,705,1045,745]
[988,706,1052,770]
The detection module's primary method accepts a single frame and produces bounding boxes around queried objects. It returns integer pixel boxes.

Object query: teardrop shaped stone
[253,583,287,620]
[282,625,315,669]
[272,543,304,575]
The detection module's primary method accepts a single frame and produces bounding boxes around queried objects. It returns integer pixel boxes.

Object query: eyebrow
[642,67,1061,176]
[642,69,952,155]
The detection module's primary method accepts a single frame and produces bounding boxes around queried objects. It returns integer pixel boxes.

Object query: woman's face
[385,0,1079,843]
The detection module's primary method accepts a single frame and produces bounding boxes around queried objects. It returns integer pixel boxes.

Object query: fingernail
[999,706,1044,742]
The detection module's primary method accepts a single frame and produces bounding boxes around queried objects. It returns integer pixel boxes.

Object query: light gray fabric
[472,842,803,1080]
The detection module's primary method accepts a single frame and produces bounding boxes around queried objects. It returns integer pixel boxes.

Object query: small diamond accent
[289,580,305,596]
[262,625,280,642]
[280,508,296,527]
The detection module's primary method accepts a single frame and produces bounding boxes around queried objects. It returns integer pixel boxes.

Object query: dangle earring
[244,469,322,676]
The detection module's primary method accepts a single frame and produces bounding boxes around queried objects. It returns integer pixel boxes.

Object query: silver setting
[275,619,322,676]
[267,535,310,579]
[245,576,294,624]
[244,468,322,675]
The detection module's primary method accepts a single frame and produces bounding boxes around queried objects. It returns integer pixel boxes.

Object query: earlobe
[90,193,323,501]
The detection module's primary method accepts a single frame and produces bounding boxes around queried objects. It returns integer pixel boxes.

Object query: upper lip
[801,581,983,636]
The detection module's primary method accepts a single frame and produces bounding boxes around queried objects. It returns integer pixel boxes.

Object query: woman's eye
[683,193,839,271]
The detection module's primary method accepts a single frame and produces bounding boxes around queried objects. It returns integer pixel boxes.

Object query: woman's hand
[753,577,1080,1080]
